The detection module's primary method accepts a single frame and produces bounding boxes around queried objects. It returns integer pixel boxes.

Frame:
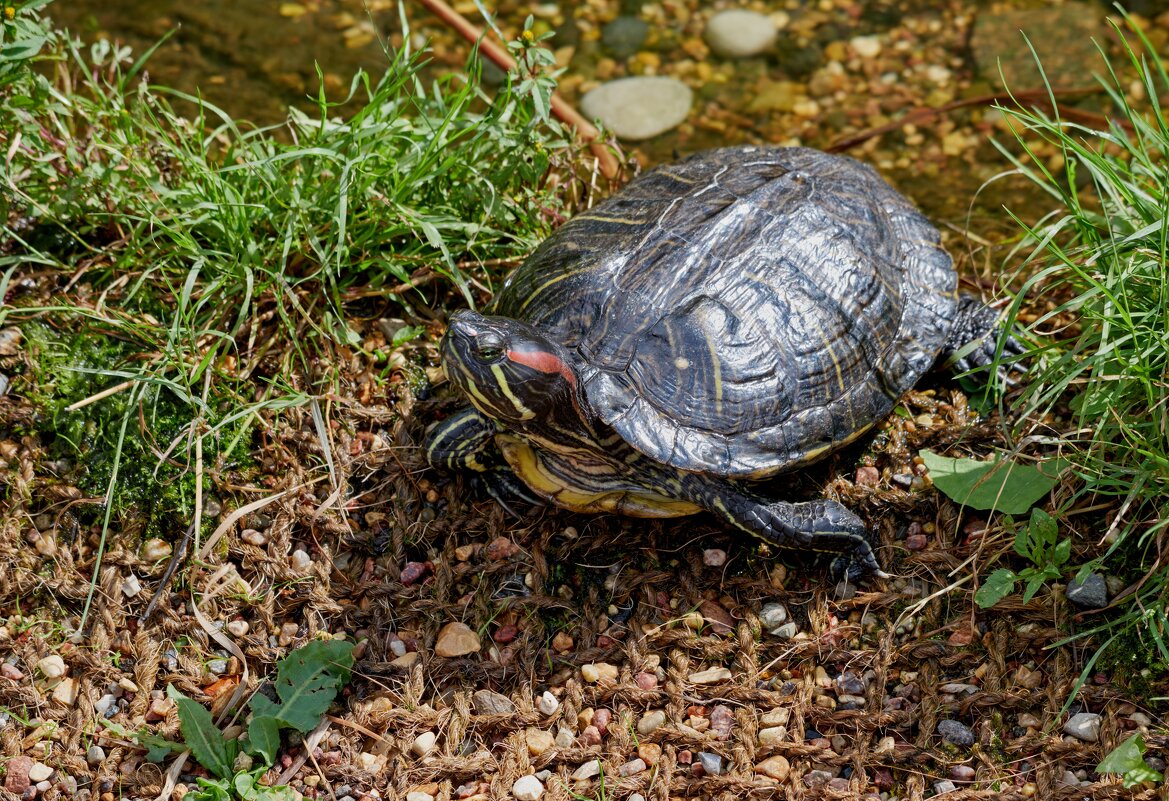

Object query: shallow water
[53,0,1147,251]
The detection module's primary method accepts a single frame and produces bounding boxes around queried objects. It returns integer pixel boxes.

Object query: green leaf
[188,777,233,801]
[1021,573,1048,603]
[1098,733,1164,788]
[920,451,1065,514]
[1029,508,1058,547]
[248,640,354,734]
[975,568,1017,608]
[247,716,281,765]
[391,325,425,347]
[168,685,235,779]
[1052,537,1072,568]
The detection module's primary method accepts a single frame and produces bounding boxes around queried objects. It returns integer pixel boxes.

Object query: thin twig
[414,0,619,179]
[65,379,133,411]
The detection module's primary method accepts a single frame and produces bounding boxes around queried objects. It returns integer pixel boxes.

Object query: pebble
[689,666,731,684]
[411,731,437,757]
[804,769,834,787]
[759,603,787,632]
[579,726,602,746]
[37,655,66,679]
[758,726,787,746]
[51,677,79,706]
[637,743,661,765]
[435,622,481,657]
[834,581,857,601]
[771,622,798,640]
[618,758,646,777]
[551,631,573,652]
[1059,769,1080,786]
[855,465,880,486]
[400,561,430,585]
[637,710,667,735]
[581,662,619,683]
[835,671,866,695]
[472,690,515,715]
[1017,713,1041,728]
[601,16,648,59]
[486,536,519,560]
[1,663,22,681]
[142,538,172,562]
[226,619,250,637]
[755,755,790,781]
[511,775,543,801]
[697,752,722,775]
[290,549,312,571]
[95,694,118,716]
[704,9,776,59]
[710,705,734,740]
[580,77,692,141]
[592,708,612,734]
[4,756,31,793]
[537,691,559,715]
[761,708,789,727]
[951,764,976,782]
[525,729,554,756]
[207,659,228,675]
[934,780,957,795]
[938,719,975,747]
[634,671,657,690]
[1066,574,1108,609]
[1063,712,1102,742]
[406,793,433,801]
[27,764,52,783]
[241,529,268,546]
[703,548,727,567]
[87,746,106,765]
[571,761,601,781]
[850,35,882,58]
[555,728,574,748]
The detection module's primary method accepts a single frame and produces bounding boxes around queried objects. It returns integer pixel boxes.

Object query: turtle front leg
[940,293,1027,384]
[685,478,887,581]
[425,407,544,515]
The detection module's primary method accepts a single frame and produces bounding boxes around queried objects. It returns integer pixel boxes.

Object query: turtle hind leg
[694,479,887,580]
[940,293,1027,384]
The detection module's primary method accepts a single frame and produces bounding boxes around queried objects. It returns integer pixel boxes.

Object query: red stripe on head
[507,348,577,389]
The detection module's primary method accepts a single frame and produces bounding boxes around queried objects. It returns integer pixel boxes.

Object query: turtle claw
[480,469,545,517]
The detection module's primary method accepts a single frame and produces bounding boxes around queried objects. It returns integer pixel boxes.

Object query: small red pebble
[487,536,519,560]
[691,762,706,776]
[687,704,707,717]
[400,561,431,585]
[855,465,880,487]
[678,750,693,764]
[593,708,612,734]
[580,725,602,746]
[493,624,518,644]
[596,634,617,648]
[906,534,928,551]
[635,671,658,690]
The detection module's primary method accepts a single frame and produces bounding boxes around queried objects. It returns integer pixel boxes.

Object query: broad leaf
[1021,573,1048,603]
[247,716,281,765]
[920,451,1064,514]
[1098,733,1164,788]
[168,685,234,780]
[974,568,1017,608]
[248,639,354,733]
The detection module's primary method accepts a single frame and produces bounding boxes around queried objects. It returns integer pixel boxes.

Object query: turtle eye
[474,333,506,363]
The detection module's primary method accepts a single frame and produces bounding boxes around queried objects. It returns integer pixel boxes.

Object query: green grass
[994,11,1169,686]
[0,3,582,625]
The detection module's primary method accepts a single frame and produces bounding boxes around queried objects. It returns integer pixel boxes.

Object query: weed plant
[995,14,1169,682]
[0,3,580,623]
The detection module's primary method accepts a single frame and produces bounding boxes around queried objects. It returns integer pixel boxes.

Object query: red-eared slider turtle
[426,146,1018,579]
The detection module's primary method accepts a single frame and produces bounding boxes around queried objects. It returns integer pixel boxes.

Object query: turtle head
[441,309,584,425]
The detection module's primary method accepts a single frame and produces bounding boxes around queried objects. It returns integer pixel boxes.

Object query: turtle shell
[491,146,958,479]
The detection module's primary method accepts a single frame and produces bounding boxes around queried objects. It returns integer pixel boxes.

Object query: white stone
[850,35,882,58]
[512,774,544,800]
[406,793,433,801]
[704,9,777,58]
[581,77,693,141]
[411,730,437,757]
[27,763,53,782]
[689,666,732,684]
[538,691,559,715]
[571,760,601,781]
[122,574,142,597]
[37,655,66,679]
[290,549,312,571]
[52,677,79,706]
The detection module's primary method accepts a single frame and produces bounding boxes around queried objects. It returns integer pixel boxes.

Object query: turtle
[425,146,1020,579]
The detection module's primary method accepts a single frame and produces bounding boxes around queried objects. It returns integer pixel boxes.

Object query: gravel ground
[6,1,1169,800]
